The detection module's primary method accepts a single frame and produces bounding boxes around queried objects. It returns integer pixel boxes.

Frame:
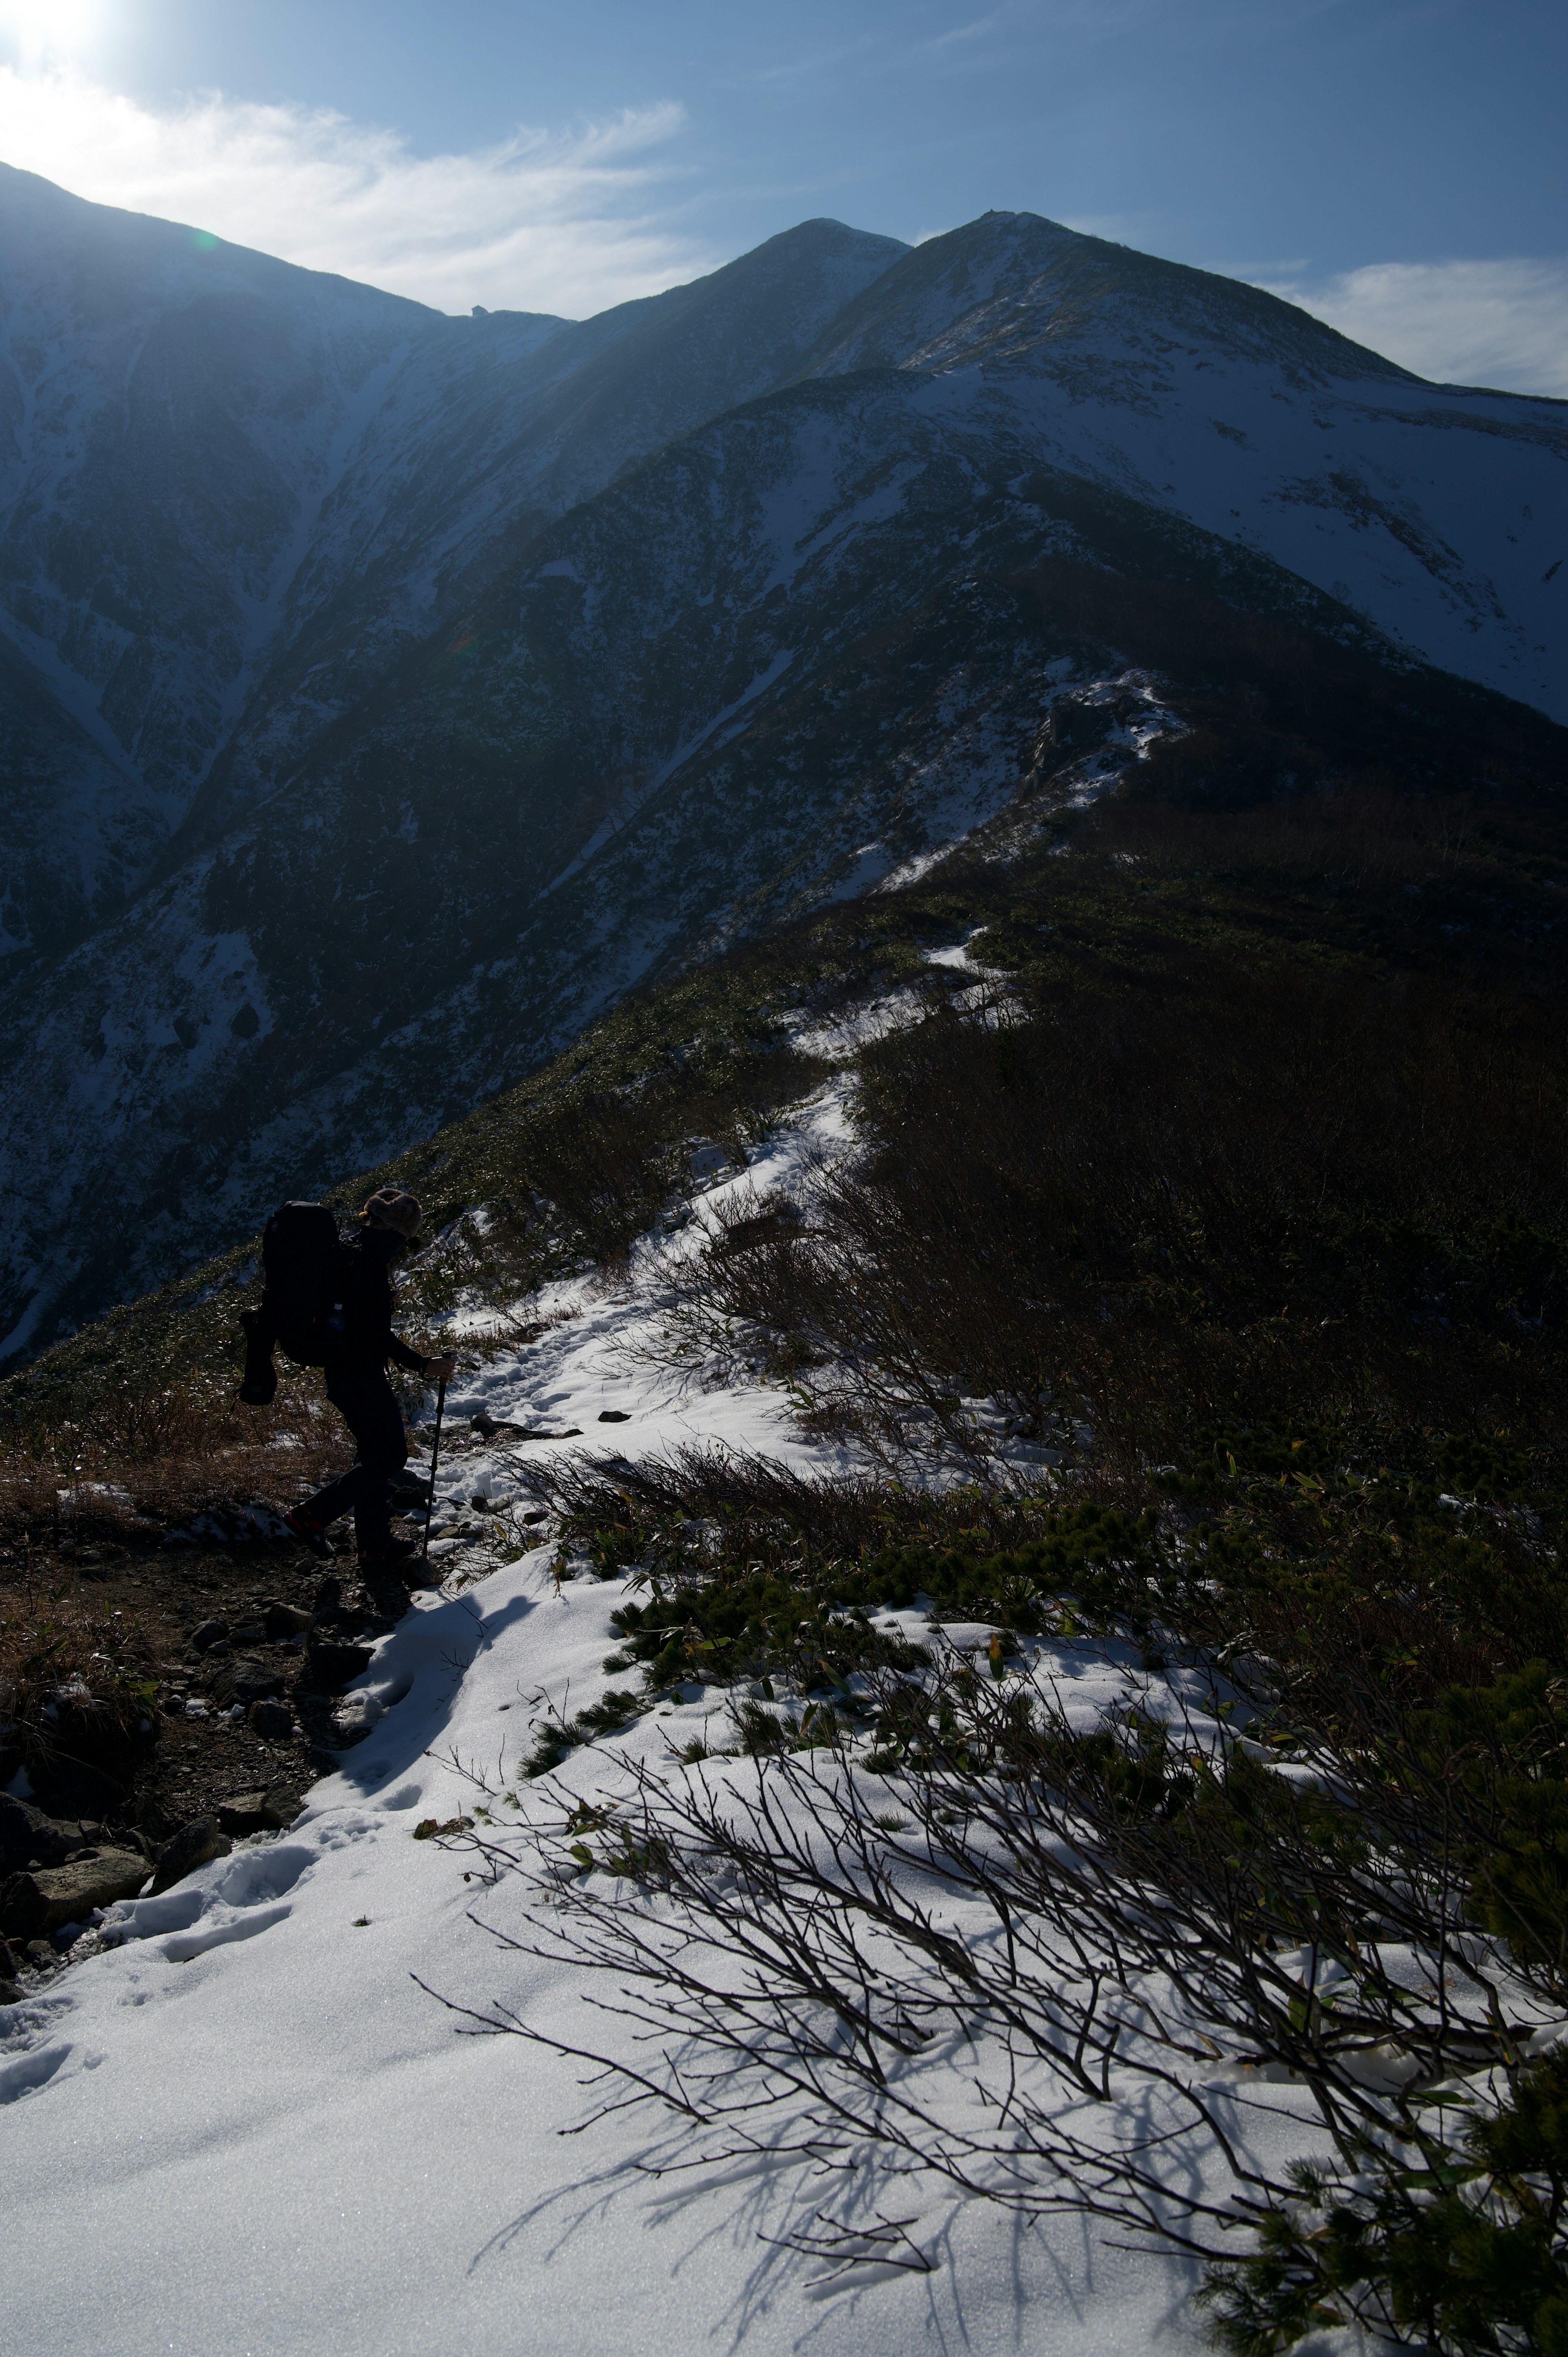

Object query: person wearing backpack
[240,1186,455,1570]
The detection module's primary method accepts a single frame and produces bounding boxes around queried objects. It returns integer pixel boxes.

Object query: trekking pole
[421,1376,447,1565]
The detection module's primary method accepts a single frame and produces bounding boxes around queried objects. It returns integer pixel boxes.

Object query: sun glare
[0,0,105,69]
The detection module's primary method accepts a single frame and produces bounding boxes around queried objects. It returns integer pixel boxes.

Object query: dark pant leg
[300,1364,408,1549]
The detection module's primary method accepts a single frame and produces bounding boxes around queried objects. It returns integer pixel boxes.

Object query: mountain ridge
[1,175,1564,1362]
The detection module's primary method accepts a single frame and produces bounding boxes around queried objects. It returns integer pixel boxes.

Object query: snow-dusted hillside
[800,214,1566,718]
[0,1108,1327,2357]
[1,181,1564,1362]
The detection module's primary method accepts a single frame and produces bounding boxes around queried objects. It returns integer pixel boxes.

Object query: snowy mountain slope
[0,165,448,943]
[2,188,1565,1362]
[795,214,1568,719]
[4,326,1563,1360]
[0,629,156,958]
[184,216,913,847]
[6,384,1368,1357]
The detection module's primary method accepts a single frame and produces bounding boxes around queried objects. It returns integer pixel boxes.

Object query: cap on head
[361,1186,422,1238]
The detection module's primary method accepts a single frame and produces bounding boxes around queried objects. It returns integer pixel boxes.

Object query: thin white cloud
[1258,259,1568,398]
[0,66,719,317]
[929,8,1011,46]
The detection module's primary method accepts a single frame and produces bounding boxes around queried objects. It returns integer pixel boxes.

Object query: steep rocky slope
[1,187,1564,1362]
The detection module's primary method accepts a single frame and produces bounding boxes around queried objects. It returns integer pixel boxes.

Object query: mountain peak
[795,206,1414,387]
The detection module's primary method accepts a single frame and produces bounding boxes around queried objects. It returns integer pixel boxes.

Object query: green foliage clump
[524,1688,644,1778]
[1204,2054,1568,2357]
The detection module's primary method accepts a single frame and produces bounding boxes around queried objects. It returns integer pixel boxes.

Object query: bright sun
[0,0,106,69]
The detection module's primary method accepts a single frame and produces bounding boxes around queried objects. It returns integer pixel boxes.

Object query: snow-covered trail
[0,1536,1230,2357]
[1,1089,1328,2356]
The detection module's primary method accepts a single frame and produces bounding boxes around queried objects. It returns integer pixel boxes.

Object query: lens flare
[0,0,105,69]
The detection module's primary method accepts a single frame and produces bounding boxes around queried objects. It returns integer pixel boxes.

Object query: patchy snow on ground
[2,1091,1367,2357]
[0,1547,1297,2357]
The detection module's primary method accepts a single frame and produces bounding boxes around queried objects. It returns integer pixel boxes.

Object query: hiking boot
[356,1534,422,1570]
[283,1507,335,1557]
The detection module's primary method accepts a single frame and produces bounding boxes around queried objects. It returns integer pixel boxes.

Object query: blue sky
[0,0,1564,389]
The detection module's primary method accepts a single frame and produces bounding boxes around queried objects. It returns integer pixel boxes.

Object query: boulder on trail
[1,1849,149,1938]
[216,1784,303,1837]
[189,1620,229,1653]
[248,1699,295,1739]
[148,1817,232,1895]
[209,1655,288,1710]
[263,1601,313,1639]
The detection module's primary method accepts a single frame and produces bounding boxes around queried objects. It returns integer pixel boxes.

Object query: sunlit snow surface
[2,1109,1369,2356]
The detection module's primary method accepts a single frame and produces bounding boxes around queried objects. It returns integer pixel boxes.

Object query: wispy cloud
[928,8,1011,47]
[0,67,718,316]
[751,35,884,85]
[1258,258,1568,397]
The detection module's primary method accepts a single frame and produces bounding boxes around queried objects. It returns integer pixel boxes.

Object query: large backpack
[259,1201,353,1367]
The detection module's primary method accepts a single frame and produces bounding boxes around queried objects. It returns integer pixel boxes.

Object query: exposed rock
[0,1794,84,1873]
[264,1601,314,1639]
[0,1979,19,2005]
[304,1639,374,1694]
[596,1410,631,1423]
[0,1933,17,1977]
[248,1699,295,1740]
[265,1783,304,1826]
[189,1620,229,1653]
[232,1621,266,1646]
[1,1848,149,1938]
[216,1784,302,1837]
[209,1655,287,1709]
[148,1817,232,1895]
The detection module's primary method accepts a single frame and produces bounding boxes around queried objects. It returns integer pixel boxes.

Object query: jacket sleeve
[386,1332,429,1375]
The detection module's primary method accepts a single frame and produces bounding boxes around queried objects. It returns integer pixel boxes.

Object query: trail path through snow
[2,1089,1354,2355]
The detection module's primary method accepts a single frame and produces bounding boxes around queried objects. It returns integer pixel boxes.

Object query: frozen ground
[2,1099,1369,2357]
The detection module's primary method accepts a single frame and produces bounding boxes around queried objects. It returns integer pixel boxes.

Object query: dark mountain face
[0,164,905,961]
[1,181,1564,1363]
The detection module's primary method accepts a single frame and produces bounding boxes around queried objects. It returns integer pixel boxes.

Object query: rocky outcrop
[0,1794,96,1873]
[1,1848,149,1938]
